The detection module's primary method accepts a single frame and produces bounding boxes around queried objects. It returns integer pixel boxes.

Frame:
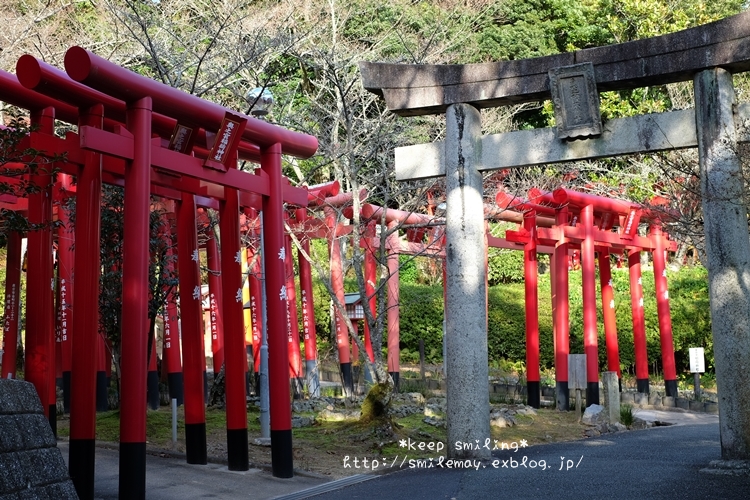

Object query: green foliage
[397,284,444,364]
[475,0,613,62]
[339,264,715,376]
[488,249,525,285]
[398,254,419,284]
[487,222,530,285]
[677,371,716,391]
[0,108,65,242]
[603,0,744,42]
[620,403,634,426]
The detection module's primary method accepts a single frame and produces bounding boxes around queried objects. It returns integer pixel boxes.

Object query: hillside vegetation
[310,263,712,377]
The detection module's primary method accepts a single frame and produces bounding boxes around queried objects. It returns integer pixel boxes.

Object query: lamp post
[246,87,275,118]
[246,87,273,443]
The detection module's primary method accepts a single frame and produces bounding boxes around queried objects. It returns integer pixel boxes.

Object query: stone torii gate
[360,11,750,461]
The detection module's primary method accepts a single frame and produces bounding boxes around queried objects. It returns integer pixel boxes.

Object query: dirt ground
[56,393,590,480]
[230,402,587,479]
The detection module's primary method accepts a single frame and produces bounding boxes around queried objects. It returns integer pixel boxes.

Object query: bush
[620,404,634,427]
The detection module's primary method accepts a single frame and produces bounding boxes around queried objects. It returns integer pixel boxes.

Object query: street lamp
[245,86,274,443]
[245,87,274,118]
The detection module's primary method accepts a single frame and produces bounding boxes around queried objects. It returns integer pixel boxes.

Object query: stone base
[689,400,704,411]
[704,402,719,414]
[700,460,750,476]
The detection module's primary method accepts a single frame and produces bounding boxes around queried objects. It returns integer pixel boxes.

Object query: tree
[0,110,64,243]
[63,186,177,402]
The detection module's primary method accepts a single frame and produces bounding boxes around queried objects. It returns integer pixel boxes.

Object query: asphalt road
[55,410,749,500]
[289,413,750,500]
[57,442,329,500]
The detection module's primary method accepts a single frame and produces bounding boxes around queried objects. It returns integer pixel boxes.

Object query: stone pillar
[602,371,620,424]
[695,68,750,460]
[444,103,490,460]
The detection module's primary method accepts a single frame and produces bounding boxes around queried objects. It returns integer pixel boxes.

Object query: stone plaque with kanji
[549,63,602,140]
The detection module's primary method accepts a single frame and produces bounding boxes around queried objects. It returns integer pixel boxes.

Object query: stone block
[44,482,78,499]
[0,381,21,414]
[16,488,50,500]
[0,451,26,494]
[676,397,690,410]
[704,402,719,414]
[0,379,74,499]
[0,415,24,452]
[661,396,675,407]
[582,404,606,426]
[620,392,635,404]
[13,451,36,486]
[634,393,649,406]
[490,414,515,428]
[689,400,704,412]
[3,381,44,415]
[13,414,56,449]
[649,393,661,406]
[601,372,620,424]
[27,448,68,486]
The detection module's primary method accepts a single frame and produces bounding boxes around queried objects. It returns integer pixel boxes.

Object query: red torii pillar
[580,204,600,405]
[295,181,340,394]
[25,107,56,428]
[522,211,541,408]
[628,249,650,393]
[525,189,574,410]
[284,232,304,393]
[362,223,378,369]
[117,95,152,497]
[177,193,208,465]
[598,249,621,383]
[650,222,678,397]
[1,230,22,379]
[162,277,183,405]
[206,233,225,375]
[95,328,109,412]
[385,221,400,386]
[496,191,561,409]
[147,334,160,410]
[246,236,262,378]
[324,204,353,395]
[163,237,184,405]
[261,143,295,478]
[56,175,75,412]
[68,103,104,500]
[220,173,250,472]
[296,207,320,396]
[553,206,571,411]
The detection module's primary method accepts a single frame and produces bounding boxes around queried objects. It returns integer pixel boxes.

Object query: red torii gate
[499,188,678,409]
[1,47,317,499]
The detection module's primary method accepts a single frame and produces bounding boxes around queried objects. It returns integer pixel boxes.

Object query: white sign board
[689,347,705,373]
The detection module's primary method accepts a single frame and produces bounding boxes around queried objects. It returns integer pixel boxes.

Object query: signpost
[690,347,705,400]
